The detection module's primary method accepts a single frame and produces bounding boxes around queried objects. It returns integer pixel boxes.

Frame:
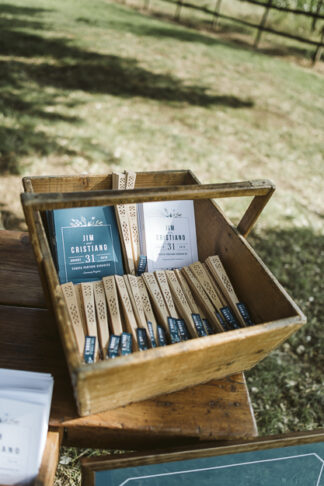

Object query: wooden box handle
[21,179,275,238]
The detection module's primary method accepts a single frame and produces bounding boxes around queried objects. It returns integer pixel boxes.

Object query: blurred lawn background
[0,0,323,484]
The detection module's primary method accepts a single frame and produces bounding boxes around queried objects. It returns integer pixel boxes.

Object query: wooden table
[0,230,257,484]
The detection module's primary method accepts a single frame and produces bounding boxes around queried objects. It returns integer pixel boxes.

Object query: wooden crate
[21,170,306,416]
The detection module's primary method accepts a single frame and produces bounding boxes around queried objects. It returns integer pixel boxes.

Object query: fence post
[312,26,324,64]
[312,0,324,31]
[175,0,183,20]
[211,0,223,28]
[254,0,273,48]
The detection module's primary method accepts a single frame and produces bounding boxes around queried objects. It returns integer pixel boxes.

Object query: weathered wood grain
[21,180,276,211]
[75,316,303,415]
[0,230,45,308]
[34,430,61,486]
[22,171,194,193]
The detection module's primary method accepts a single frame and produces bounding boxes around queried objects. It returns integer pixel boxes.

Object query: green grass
[0,0,323,484]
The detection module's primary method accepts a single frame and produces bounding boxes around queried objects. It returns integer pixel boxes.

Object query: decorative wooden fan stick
[115,275,139,351]
[165,270,198,338]
[102,276,126,358]
[125,171,141,269]
[155,270,184,343]
[74,283,88,335]
[142,272,170,347]
[112,172,135,275]
[181,267,223,333]
[80,282,100,361]
[124,275,150,351]
[206,256,253,327]
[93,280,110,355]
[61,282,85,356]
[137,276,159,346]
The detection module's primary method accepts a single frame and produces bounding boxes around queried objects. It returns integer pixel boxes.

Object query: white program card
[138,200,198,272]
[0,397,44,485]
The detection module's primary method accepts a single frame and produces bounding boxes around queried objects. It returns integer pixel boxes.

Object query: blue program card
[157,326,167,346]
[120,333,133,355]
[203,319,215,335]
[136,328,149,351]
[83,336,96,363]
[52,206,124,284]
[220,306,240,330]
[147,321,157,348]
[191,313,208,337]
[176,319,190,340]
[107,335,121,359]
[167,317,181,343]
[236,302,254,326]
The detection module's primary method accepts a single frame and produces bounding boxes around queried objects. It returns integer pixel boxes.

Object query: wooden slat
[237,192,275,237]
[34,430,61,486]
[0,230,45,308]
[21,180,276,211]
[63,373,257,449]
[23,170,193,194]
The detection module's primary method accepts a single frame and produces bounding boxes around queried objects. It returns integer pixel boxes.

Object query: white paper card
[138,200,198,272]
[0,369,53,485]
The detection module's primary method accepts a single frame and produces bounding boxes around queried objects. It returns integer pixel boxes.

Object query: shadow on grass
[247,225,324,434]
[0,3,51,15]
[0,3,254,174]
[23,56,254,107]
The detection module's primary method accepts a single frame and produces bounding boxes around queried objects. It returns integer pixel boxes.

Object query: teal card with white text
[52,206,124,283]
